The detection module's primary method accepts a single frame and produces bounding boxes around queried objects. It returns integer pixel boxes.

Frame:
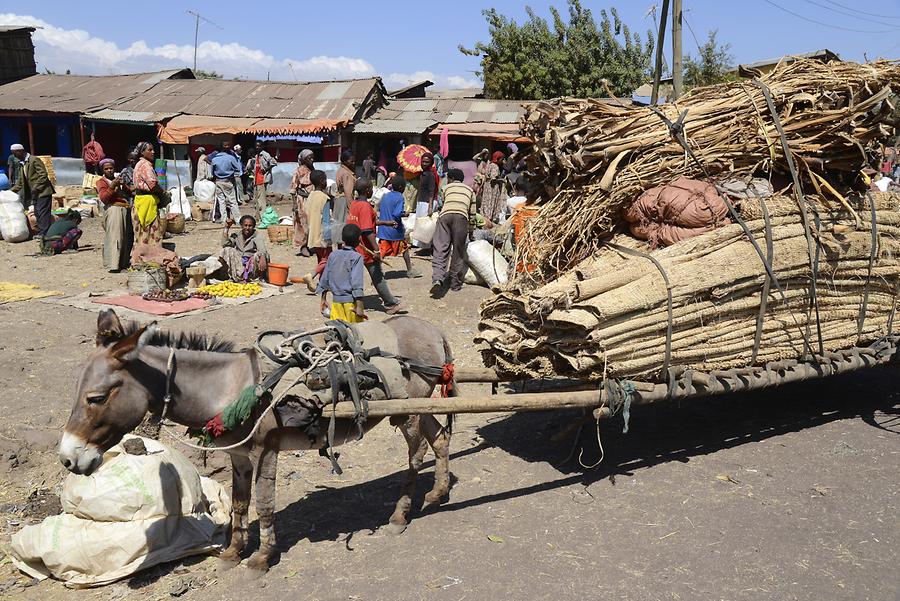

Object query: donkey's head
[59,309,159,475]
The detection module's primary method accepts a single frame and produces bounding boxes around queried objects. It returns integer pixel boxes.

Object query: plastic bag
[0,190,29,242]
[10,436,230,588]
[192,179,215,203]
[466,239,509,288]
[257,206,280,229]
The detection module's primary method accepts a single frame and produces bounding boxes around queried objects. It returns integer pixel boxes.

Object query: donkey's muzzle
[58,432,103,475]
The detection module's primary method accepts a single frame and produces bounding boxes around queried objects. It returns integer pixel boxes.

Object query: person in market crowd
[291,148,316,257]
[431,142,447,179]
[378,174,421,279]
[250,140,277,215]
[412,151,440,252]
[299,169,333,292]
[129,142,182,286]
[210,141,243,224]
[95,158,133,272]
[431,168,476,295]
[195,146,212,181]
[347,178,403,314]
[362,151,377,182]
[317,223,367,323]
[119,150,138,196]
[41,209,82,255]
[7,143,22,192]
[332,150,356,245]
[81,132,105,175]
[10,143,54,237]
[220,214,269,282]
[480,150,507,223]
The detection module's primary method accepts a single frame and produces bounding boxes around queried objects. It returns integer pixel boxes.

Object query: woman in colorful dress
[479,151,507,223]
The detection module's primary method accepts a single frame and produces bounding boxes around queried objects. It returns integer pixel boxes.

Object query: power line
[760,0,900,33]
[682,13,704,54]
[822,0,900,20]
[801,0,900,23]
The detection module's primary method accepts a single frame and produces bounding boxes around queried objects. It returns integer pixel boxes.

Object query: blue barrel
[0,173,9,191]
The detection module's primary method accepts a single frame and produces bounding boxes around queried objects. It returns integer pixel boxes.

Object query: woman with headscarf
[290,148,316,256]
[95,158,133,272]
[480,150,507,223]
[472,148,490,202]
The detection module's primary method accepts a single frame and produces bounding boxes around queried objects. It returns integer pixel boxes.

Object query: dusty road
[0,201,897,601]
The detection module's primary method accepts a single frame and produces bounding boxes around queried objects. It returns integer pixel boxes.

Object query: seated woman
[42,210,83,255]
[220,215,269,281]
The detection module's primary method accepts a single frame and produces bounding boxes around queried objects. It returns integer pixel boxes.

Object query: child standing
[317,224,366,323]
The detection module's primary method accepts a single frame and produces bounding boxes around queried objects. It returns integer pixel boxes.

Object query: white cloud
[0,13,376,81]
[383,71,482,90]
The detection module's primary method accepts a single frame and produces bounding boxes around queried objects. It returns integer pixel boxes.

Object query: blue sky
[3,1,900,87]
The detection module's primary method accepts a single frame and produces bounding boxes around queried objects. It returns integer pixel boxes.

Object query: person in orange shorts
[376,175,421,278]
[510,179,541,273]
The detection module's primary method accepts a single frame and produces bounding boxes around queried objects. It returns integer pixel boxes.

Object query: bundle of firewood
[478,193,900,382]
[519,59,900,278]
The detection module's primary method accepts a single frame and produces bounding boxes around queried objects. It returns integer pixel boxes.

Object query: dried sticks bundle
[478,194,900,382]
[520,59,900,277]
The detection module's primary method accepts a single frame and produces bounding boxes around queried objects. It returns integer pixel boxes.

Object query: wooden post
[26,118,34,153]
[79,119,86,151]
[650,0,670,106]
[672,0,683,100]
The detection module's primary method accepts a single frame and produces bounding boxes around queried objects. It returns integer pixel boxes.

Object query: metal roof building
[353,97,527,141]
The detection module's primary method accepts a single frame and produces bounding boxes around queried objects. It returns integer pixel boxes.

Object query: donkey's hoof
[216,557,241,572]
[384,521,408,536]
[246,551,271,572]
[423,490,448,506]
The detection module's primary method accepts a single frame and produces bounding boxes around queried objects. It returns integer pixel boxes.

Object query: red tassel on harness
[204,413,226,438]
[439,363,455,398]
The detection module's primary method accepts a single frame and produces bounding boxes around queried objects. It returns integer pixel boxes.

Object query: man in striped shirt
[431,168,477,295]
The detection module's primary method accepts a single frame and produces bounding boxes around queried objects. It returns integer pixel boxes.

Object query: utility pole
[185,10,222,73]
[651,0,670,105]
[672,0,683,100]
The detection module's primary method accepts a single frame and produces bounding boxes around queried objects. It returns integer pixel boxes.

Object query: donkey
[59,309,456,570]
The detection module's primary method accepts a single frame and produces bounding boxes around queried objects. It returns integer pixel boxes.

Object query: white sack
[167,187,192,220]
[10,436,230,588]
[466,239,509,288]
[192,179,215,203]
[411,214,437,245]
[0,190,29,242]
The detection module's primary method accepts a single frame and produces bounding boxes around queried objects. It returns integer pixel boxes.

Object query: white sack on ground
[0,190,29,242]
[466,239,509,288]
[10,435,230,588]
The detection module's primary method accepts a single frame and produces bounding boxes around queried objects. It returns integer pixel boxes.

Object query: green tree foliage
[194,69,223,80]
[460,0,655,99]
[683,30,737,88]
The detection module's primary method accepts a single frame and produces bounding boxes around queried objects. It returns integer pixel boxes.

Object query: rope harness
[158,322,455,474]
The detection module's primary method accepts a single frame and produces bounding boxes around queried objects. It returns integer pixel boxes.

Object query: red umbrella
[397,144,431,174]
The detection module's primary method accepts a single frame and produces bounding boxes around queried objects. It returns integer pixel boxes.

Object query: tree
[683,30,736,88]
[194,69,223,80]
[460,1,654,100]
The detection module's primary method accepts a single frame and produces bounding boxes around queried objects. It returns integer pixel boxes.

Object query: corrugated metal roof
[354,96,525,135]
[0,69,194,113]
[0,26,35,33]
[85,108,180,123]
[104,77,384,122]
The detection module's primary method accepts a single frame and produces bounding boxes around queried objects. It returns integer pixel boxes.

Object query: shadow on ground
[238,364,899,563]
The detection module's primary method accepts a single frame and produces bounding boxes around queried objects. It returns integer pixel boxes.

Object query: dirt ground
[0,200,897,601]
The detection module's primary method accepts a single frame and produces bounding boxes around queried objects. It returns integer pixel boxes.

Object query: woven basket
[127,267,167,294]
[267,224,292,243]
[166,213,186,234]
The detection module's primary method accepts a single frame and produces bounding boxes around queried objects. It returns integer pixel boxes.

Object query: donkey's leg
[419,414,451,505]
[387,415,428,534]
[246,444,279,571]
[219,453,253,566]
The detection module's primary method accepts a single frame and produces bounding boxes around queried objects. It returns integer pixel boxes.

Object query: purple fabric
[448,160,478,188]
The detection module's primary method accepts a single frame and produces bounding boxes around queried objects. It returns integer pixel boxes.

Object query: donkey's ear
[111,322,158,362]
[96,309,125,346]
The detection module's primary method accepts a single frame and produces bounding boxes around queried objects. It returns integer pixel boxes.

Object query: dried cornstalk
[519,59,900,280]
